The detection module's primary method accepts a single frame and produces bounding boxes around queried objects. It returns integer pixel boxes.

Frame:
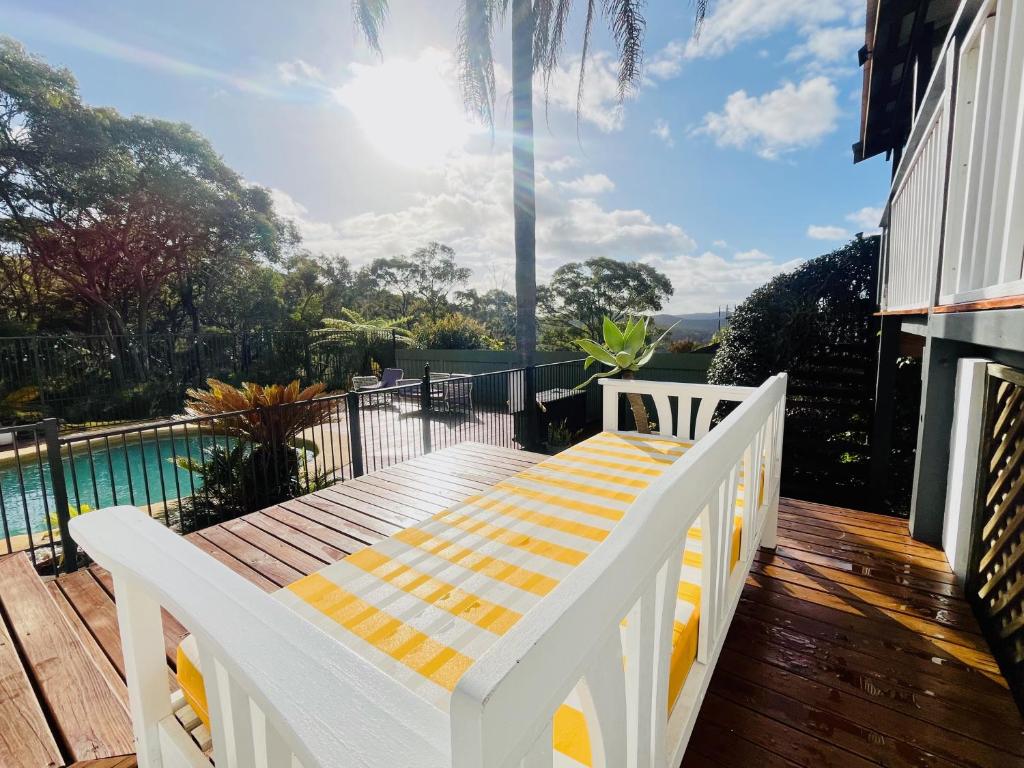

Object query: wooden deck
[0,442,1022,767]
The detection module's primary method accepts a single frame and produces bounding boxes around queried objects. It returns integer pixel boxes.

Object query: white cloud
[271,150,696,298]
[539,155,579,174]
[713,239,728,249]
[786,26,863,66]
[539,52,627,132]
[846,206,883,232]
[277,59,324,85]
[651,119,674,147]
[647,40,687,80]
[642,252,802,312]
[807,224,850,240]
[685,0,861,60]
[698,76,840,158]
[734,248,772,261]
[646,0,863,81]
[559,174,616,196]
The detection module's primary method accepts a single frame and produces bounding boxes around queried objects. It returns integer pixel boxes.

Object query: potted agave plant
[575,316,677,434]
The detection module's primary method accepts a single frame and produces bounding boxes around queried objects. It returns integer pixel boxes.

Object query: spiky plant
[575,315,676,433]
[0,386,42,425]
[182,379,334,447]
[350,1,711,366]
[179,379,335,516]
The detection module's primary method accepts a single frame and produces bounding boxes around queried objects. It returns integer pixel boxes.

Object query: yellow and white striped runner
[177,432,744,766]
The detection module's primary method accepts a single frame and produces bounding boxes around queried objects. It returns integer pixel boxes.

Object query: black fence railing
[0,359,597,576]
[0,330,399,424]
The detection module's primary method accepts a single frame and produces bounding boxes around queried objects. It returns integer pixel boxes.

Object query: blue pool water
[0,435,228,537]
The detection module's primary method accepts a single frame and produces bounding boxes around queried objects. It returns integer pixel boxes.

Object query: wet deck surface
[0,442,1021,767]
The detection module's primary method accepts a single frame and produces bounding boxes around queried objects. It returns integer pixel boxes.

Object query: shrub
[174,379,334,530]
[413,314,496,350]
[708,236,883,508]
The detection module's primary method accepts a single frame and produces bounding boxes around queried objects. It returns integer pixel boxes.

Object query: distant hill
[652,312,730,343]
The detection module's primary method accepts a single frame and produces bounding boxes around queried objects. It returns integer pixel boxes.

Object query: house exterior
[859,0,1024,695]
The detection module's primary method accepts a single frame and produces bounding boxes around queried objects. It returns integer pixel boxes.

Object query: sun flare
[335,49,475,168]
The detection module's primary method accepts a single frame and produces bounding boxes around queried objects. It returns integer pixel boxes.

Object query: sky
[2,0,892,313]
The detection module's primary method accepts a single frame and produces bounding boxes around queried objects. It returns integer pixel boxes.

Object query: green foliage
[574,315,676,388]
[708,236,884,508]
[318,308,414,343]
[0,385,41,425]
[540,258,673,349]
[173,380,333,530]
[455,288,516,349]
[413,314,496,350]
[0,37,292,354]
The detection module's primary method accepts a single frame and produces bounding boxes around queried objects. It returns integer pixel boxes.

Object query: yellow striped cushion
[176,431,748,766]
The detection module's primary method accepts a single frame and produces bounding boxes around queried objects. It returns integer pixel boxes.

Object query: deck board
[1,443,1022,767]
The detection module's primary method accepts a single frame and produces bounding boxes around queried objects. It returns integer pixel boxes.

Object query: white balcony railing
[881,0,1024,312]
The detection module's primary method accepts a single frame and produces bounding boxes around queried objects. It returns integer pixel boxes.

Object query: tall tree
[408,242,471,319]
[0,38,290,369]
[350,2,709,365]
[539,256,673,346]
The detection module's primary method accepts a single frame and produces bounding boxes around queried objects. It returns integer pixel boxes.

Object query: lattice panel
[973,366,1024,698]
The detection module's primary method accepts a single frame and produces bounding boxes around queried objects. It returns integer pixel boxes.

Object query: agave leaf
[574,367,621,390]
[647,320,681,351]
[602,316,624,352]
[634,345,656,368]
[575,338,618,367]
[623,317,647,355]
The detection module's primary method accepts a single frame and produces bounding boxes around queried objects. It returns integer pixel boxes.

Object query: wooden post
[346,391,364,478]
[421,365,433,455]
[43,418,77,573]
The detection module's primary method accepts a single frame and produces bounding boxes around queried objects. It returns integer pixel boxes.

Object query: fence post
[391,329,398,369]
[30,338,47,408]
[524,365,541,452]
[421,364,433,455]
[346,391,364,478]
[42,418,77,574]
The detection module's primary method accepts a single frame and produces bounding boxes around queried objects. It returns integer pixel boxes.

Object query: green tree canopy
[708,235,882,508]
[539,257,673,347]
[0,37,292,357]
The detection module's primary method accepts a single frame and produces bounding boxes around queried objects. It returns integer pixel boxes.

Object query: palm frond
[693,0,709,38]
[576,0,598,125]
[352,0,390,54]
[603,0,646,101]
[458,0,503,126]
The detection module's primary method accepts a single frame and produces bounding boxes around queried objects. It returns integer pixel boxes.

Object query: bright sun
[335,49,475,169]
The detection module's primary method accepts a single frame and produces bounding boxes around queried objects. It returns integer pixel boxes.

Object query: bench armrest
[71,508,448,768]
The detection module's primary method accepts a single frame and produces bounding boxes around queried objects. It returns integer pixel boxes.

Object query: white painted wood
[520,724,553,768]
[71,507,451,768]
[943,358,990,581]
[882,0,1024,310]
[652,393,673,437]
[112,572,175,768]
[73,375,787,768]
[579,629,628,768]
[451,375,787,768]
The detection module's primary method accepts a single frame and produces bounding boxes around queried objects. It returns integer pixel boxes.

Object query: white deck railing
[881,0,1024,312]
[71,375,787,768]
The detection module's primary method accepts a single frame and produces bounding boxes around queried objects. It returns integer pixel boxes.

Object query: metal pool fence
[0,359,597,576]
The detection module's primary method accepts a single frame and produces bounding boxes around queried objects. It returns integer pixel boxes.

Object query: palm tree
[351,1,709,365]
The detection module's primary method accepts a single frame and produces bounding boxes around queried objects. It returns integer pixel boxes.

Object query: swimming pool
[0,434,227,538]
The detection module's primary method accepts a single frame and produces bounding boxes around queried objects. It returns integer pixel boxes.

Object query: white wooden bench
[71,374,786,768]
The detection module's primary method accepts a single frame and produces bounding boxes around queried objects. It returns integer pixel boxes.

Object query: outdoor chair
[352,368,404,406]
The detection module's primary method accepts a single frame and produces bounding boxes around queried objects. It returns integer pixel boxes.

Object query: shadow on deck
[0,442,1021,767]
